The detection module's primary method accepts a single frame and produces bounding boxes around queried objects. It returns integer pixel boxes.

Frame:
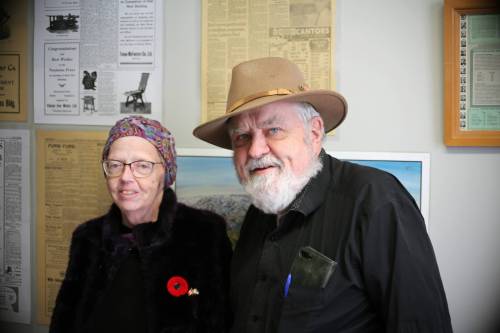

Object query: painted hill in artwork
[182,194,251,247]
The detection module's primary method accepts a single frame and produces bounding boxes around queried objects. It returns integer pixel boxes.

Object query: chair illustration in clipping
[124,72,149,109]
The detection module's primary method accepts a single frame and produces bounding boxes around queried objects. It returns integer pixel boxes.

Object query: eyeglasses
[102,160,163,178]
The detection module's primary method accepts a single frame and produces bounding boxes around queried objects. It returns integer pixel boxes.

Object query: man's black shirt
[230,151,452,333]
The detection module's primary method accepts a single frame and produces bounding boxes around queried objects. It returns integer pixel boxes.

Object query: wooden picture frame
[444,0,500,146]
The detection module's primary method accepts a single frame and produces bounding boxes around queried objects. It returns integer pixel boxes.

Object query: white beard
[239,153,322,214]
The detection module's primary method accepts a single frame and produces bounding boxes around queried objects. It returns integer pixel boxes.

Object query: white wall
[331,2,500,333]
[1,0,499,332]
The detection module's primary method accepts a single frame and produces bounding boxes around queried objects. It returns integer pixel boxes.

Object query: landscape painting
[175,149,430,246]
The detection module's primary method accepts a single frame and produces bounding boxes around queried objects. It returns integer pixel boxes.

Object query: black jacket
[50,188,233,333]
[230,151,452,333]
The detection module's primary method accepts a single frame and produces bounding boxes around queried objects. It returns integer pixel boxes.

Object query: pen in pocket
[284,273,292,297]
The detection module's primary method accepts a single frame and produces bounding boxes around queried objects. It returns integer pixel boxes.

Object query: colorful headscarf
[102,116,177,187]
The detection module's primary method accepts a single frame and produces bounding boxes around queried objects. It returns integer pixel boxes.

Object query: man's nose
[248,132,270,159]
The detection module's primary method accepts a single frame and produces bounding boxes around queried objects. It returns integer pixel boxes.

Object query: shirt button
[260,275,267,281]
[252,315,259,322]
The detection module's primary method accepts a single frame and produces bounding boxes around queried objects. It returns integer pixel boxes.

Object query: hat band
[226,88,296,114]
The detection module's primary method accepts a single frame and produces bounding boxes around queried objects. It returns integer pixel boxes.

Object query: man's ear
[309,116,324,154]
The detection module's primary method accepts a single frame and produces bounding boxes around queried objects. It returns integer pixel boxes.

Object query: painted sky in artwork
[176,156,244,198]
[348,160,422,208]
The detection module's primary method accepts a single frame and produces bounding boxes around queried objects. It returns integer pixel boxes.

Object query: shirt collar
[286,149,332,217]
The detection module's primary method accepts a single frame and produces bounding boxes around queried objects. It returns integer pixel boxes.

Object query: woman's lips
[118,189,138,198]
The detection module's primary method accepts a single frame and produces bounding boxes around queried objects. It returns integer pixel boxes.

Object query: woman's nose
[119,164,135,181]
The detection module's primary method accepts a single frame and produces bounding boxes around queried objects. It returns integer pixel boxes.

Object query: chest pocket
[279,246,337,332]
[278,270,337,333]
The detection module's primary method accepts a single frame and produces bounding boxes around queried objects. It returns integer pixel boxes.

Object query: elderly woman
[49,116,232,333]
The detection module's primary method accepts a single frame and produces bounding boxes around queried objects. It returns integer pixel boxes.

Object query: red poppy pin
[166,276,200,297]
[167,276,189,297]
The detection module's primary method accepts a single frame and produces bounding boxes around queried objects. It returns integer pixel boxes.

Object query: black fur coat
[49,188,233,333]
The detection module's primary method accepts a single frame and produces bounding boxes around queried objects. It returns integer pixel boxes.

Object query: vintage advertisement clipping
[459,13,500,131]
[34,0,164,125]
[36,130,112,324]
[0,129,30,323]
[0,0,28,122]
[201,0,335,122]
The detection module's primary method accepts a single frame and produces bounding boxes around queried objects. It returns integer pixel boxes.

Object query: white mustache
[245,155,283,173]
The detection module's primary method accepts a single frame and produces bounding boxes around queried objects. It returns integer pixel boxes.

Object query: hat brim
[193,89,348,149]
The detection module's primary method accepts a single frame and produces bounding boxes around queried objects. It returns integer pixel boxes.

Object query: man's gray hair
[294,102,325,140]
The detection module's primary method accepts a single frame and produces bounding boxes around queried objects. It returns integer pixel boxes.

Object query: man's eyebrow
[229,127,246,135]
[227,114,284,133]
[258,115,283,127]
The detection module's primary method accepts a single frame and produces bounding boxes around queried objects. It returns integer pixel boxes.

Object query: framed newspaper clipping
[201,0,336,124]
[0,0,28,122]
[444,0,500,146]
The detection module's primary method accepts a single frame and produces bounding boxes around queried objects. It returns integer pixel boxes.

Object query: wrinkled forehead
[107,136,162,160]
[228,102,301,131]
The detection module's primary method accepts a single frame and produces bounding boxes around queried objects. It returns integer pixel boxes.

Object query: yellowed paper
[201,0,336,123]
[36,130,112,325]
[0,129,31,323]
[0,0,28,122]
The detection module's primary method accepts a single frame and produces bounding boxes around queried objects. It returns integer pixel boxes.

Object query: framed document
[444,0,500,146]
[0,0,28,122]
[200,0,336,123]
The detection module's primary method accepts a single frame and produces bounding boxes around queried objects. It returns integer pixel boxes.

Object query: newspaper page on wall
[201,0,336,122]
[36,130,112,324]
[0,129,30,324]
[0,0,28,122]
[34,0,164,125]
[459,13,500,131]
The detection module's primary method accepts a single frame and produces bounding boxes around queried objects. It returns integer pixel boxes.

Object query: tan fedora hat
[193,57,347,149]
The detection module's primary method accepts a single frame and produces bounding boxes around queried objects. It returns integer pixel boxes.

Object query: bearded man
[193,57,452,333]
